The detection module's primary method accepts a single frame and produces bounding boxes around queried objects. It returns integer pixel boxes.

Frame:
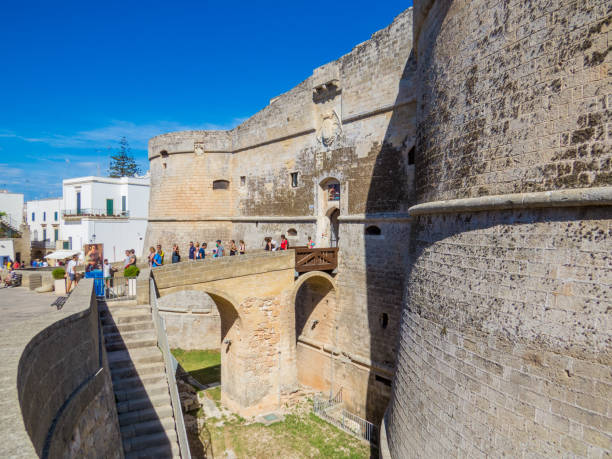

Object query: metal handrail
[62,208,130,218]
[149,277,191,458]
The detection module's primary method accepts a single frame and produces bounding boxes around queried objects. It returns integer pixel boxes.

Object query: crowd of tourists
[146,233,316,268]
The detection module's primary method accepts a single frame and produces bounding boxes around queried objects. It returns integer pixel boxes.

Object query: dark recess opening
[365,225,382,236]
[379,312,389,329]
[408,146,415,165]
[287,228,298,236]
[213,180,230,190]
[375,374,392,386]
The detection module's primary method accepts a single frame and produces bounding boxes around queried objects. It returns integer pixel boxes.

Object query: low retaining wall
[1,280,123,458]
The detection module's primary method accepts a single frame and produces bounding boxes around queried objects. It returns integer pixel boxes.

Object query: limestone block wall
[158,289,221,350]
[16,279,122,458]
[145,7,416,424]
[387,0,612,457]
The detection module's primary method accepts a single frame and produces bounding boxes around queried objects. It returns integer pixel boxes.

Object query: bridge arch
[150,251,297,416]
[292,271,338,392]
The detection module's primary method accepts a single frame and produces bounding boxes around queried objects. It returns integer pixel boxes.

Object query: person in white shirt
[66,255,78,293]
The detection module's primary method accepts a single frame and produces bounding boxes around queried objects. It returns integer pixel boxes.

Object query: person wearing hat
[215,240,224,257]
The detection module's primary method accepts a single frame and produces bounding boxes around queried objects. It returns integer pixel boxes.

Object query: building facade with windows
[26,197,62,260]
[60,175,150,262]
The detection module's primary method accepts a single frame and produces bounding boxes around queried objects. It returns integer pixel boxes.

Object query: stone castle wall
[145,8,416,422]
[387,0,611,457]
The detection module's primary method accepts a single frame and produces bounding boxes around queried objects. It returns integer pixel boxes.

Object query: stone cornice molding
[408,187,612,216]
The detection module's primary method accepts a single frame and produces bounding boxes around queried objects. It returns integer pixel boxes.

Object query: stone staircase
[100,302,181,458]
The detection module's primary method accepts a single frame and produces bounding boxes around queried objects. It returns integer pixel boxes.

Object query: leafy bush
[52,268,66,280]
[124,265,140,278]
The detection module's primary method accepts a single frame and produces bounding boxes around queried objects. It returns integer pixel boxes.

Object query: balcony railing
[294,246,339,273]
[31,240,56,249]
[62,208,130,219]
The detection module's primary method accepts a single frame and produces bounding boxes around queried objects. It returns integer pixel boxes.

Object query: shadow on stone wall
[363,49,417,430]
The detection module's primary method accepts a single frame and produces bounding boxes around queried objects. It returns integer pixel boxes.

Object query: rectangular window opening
[291,172,299,187]
[31,212,35,221]
[375,374,392,387]
[240,176,246,187]
[54,211,58,221]
[43,212,46,221]
[122,195,127,212]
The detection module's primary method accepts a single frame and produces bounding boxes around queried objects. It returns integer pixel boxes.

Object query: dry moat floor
[171,349,370,459]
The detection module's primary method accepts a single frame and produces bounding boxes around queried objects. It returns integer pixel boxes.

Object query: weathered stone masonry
[145,8,416,423]
[386,0,611,457]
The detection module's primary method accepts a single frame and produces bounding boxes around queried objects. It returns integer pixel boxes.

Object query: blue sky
[0,1,411,200]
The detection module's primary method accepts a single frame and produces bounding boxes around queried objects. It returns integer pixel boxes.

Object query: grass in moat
[171,348,221,386]
[172,348,370,458]
[199,398,370,459]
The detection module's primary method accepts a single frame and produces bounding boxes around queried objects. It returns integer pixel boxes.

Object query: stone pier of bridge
[148,250,301,416]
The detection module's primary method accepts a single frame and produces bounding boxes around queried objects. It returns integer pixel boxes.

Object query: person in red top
[280,234,289,250]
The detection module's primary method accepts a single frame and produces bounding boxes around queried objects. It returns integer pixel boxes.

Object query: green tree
[108,137,141,177]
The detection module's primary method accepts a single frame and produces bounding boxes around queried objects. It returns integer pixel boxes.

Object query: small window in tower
[291,172,299,187]
[375,374,392,387]
[408,146,415,165]
[379,312,389,329]
[160,150,169,158]
[287,228,297,237]
[213,180,230,190]
[240,176,246,187]
[365,225,382,236]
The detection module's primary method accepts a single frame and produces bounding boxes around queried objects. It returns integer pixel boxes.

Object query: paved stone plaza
[0,287,57,329]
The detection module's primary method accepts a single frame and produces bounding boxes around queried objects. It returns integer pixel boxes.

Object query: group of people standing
[147,234,316,268]
[146,240,246,267]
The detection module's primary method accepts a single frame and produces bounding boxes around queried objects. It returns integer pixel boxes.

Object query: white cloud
[11,119,244,150]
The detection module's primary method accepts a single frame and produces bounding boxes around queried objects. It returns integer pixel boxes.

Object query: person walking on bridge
[215,240,224,257]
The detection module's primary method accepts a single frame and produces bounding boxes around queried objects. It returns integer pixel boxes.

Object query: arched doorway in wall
[293,272,337,394]
[329,208,340,248]
[318,178,341,247]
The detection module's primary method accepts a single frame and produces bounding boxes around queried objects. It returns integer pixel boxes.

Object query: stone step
[101,313,152,325]
[103,320,154,335]
[111,362,166,383]
[122,430,177,453]
[108,347,163,370]
[100,305,151,316]
[117,392,171,414]
[115,381,169,402]
[104,329,156,344]
[124,441,180,459]
[106,337,158,352]
[120,416,176,439]
[118,404,173,427]
[112,370,166,390]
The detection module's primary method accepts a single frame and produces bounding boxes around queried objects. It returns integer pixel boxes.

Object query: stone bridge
[146,250,338,417]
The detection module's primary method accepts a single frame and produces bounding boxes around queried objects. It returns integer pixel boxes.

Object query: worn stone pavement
[0,287,58,329]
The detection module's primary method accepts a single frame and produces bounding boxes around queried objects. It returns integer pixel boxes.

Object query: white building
[60,175,150,262]
[0,190,24,227]
[26,197,62,245]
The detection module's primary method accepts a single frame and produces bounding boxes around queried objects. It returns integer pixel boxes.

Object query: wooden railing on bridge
[294,246,339,273]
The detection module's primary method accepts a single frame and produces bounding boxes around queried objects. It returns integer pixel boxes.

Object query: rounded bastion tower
[386,0,611,457]
[144,130,234,252]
